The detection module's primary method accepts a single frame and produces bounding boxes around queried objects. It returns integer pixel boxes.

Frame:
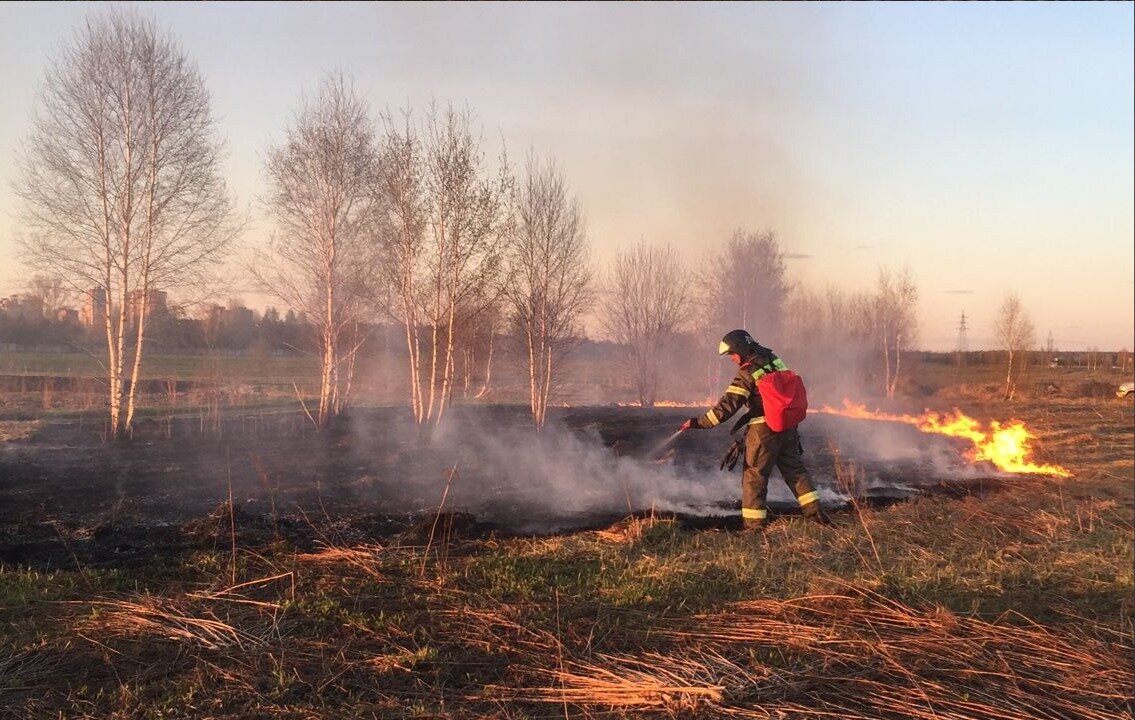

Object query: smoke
[805,412,1004,488]
[340,354,994,535]
[428,416,739,533]
[791,340,879,408]
[327,401,1019,537]
[336,406,855,534]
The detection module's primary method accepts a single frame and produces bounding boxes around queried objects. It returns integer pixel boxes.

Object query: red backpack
[755,366,808,432]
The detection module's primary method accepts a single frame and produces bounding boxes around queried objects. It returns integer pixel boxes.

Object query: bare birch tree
[692,229,788,396]
[374,109,429,423]
[783,284,874,355]
[257,73,379,428]
[422,104,507,426]
[14,9,237,438]
[375,103,506,429]
[780,283,876,397]
[873,265,919,399]
[699,230,788,342]
[994,291,1035,401]
[601,242,690,407]
[451,295,502,400]
[504,151,594,429]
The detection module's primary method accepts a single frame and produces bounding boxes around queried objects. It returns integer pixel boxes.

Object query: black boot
[741,519,766,533]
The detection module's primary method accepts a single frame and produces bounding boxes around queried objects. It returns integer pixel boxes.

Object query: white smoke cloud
[366,410,851,532]
[419,418,735,531]
[339,402,991,535]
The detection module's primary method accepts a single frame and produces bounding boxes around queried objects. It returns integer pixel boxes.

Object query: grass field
[0,347,1129,409]
[0,350,319,384]
[0,355,1131,718]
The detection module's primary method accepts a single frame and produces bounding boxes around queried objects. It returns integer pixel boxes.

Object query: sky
[0,2,1131,352]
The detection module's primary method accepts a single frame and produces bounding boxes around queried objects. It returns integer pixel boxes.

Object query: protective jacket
[691,345,788,431]
[686,340,829,529]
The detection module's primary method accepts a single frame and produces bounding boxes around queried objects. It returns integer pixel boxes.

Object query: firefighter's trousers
[741,421,822,524]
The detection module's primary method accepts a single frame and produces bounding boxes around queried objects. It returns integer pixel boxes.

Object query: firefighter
[681,329,832,531]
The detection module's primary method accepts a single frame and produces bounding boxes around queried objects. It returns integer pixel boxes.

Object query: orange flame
[817,400,1072,478]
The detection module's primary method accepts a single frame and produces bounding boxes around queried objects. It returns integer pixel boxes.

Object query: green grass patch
[0,350,318,383]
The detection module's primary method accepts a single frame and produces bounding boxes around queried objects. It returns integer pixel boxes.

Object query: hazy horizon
[1,2,1132,352]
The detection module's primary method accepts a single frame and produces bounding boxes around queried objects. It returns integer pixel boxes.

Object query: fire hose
[660,412,805,471]
[652,423,743,470]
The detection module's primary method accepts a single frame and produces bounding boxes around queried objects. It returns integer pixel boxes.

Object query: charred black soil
[0,404,1024,571]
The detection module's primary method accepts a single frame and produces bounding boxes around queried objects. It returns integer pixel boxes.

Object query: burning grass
[0,397,1131,718]
[817,400,1073,477]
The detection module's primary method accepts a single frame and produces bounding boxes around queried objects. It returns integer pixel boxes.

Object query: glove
[680,418,698,432]
[719,438,744,471]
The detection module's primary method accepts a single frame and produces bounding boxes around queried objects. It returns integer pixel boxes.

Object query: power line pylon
[955,310,968,365]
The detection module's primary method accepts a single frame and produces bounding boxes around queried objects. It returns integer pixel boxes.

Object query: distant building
[128,288,168,324]
[56,308,79,325]
[0,294,44,321]
[80,287,107,328]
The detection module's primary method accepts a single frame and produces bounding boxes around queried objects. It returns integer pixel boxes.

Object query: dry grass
[1,395,1131,718]
[79,592,275,651]
[515,651,730,707]
[6,511,1130,719]
[0,420,39,442]
[488,586,1130,718]
[296,542,386,581]
[0,646,56,700]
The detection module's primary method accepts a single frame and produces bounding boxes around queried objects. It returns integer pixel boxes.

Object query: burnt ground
[0,402,1025,572]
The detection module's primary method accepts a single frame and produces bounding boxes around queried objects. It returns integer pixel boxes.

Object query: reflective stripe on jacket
[694,350,788,430]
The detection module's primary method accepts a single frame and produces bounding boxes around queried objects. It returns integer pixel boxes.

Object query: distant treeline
[0,307,1129,374]
[0,306,334,356]
[921,349,1130,372]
